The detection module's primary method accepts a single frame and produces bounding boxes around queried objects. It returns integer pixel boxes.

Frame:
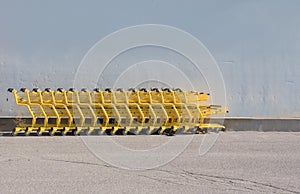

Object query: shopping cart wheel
[48,129,54,136]
[24,128,30,136]
[201,128,208,134]
[36,128,42,136]
[71,129,78,136]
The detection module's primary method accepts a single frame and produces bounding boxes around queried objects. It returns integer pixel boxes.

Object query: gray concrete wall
[0,0,299,117]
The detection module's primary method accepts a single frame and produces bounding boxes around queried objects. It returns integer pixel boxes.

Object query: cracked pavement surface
[0,132,299,193]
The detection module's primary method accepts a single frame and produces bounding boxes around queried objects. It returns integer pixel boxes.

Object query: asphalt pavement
[0,132,299,194]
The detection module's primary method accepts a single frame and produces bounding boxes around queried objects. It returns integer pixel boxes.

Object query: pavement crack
[180,169,299,194]
[144,168,233,190]
[153,168,225,184]
[41,157,113,168]
[136,174,198,188]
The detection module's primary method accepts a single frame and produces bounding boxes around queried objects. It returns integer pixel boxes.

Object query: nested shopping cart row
[8,88,227,135]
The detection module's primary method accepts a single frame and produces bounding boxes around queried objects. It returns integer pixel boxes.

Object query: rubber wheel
[11,129,16,136]
[24,129,29,136]
[201,128,208,134]
[48,129,54,136]
[120,129,127,135]
[105,129,113,136]
[36,129,42,136]
[168,129,176,136]
[157,128,163,135]
[82,130,88,136]
[110,129,115,136]
[145,128,151,135]
[71,130,78,136]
